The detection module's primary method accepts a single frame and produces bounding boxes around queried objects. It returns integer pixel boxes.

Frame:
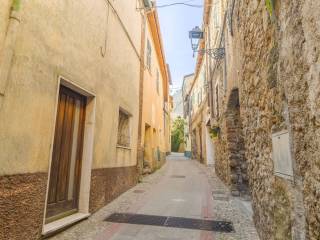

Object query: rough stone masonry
[234,0,320,239]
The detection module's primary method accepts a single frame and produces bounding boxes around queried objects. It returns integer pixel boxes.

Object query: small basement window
[117,109,131,148]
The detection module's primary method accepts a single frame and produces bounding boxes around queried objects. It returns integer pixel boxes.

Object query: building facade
[172,89,183,121]
[138,9,171,174]
[185,35,215,165]
[0,1,169,239]
[182,74,194,158]
[201,0,320,239]
[171,88,185,153]
[190,58,208,164]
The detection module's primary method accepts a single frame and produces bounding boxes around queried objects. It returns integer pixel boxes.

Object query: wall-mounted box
[271,130,294,180]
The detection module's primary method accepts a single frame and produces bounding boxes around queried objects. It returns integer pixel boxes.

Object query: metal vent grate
[105,213,234,233]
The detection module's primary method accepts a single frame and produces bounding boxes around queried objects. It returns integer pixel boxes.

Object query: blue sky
[157,0,203,93]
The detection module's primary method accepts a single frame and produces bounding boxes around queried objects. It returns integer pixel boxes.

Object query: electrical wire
[156,3,203,8]
[137,1,204,10]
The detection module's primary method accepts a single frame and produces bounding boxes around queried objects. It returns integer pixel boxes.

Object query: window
[203,68,207,91]
[163,110,166,133]
[213,3,220,28]
[117,109,131,147]
[156,70,160,94]
[163,103,167,134]
[146,39,152,70]
[192,93,195,107]
[215,84,219,117]
[198,89,202,106]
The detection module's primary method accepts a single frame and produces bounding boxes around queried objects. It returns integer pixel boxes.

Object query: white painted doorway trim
[42,76,96,235]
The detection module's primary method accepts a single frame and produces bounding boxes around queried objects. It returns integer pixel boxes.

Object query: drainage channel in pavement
[105,213,234,233]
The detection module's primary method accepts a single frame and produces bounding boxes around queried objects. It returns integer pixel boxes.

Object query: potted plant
[209,126,220,139]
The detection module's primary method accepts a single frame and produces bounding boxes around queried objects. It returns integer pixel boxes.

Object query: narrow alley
[49,154,258,240]
[1,0,320,239]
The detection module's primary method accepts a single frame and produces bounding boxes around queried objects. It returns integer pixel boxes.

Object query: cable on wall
[100,2,110,57]
[102,0,141,60]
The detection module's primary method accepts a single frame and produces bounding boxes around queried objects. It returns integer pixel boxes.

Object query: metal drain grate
[106,213,166,226]
[170,175,186,178]
[133,190,145,194]
[105,213,234,233]
[212,190,229,201]
[213,196,229,201]
[212,190,226,195]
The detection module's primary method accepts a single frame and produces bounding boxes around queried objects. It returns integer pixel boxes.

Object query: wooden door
[143,125,152,166]
[199,125,203,163]
[46,86,86,222]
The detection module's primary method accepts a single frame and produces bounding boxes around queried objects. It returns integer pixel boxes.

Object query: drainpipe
[0,0,22,109]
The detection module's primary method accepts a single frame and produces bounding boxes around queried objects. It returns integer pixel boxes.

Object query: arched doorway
[226,89,249,196]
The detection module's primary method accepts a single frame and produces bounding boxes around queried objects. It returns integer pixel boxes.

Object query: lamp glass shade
[189,26,204,52]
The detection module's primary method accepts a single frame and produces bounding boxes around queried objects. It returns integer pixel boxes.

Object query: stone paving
[49,154,259,240]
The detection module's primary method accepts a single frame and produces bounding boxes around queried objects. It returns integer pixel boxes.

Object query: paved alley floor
[49,154,259,240]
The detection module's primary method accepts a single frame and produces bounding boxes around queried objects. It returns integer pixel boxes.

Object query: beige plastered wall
[0,0,142,175]
[0,0,12,53]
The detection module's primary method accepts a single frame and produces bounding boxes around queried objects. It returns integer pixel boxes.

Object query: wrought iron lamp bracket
[195,48,225,60]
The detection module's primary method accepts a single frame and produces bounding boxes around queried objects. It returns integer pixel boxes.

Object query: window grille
[215,84,219,117]
[117,109,131,147]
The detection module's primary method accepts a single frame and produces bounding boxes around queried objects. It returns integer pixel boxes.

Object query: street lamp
[189,26,203,54]
[189,26,225,60]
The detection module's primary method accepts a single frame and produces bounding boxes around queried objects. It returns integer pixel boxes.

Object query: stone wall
[89,166,138,213]
[210,57,231,186]
[0,173,47,240]
[234,0,320,239]
[214,118,230,185]
[226,89,248,195]
[0,168,139,240]
[213,88,248,196]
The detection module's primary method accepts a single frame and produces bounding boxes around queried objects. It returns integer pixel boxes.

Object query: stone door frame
[42,76,96,236]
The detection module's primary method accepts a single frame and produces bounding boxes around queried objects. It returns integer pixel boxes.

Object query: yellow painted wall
[141,18,168,169]
[0,0,142,175]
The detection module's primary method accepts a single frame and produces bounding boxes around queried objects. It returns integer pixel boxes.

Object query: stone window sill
[42,213,90,236]
[116,145,132,150]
